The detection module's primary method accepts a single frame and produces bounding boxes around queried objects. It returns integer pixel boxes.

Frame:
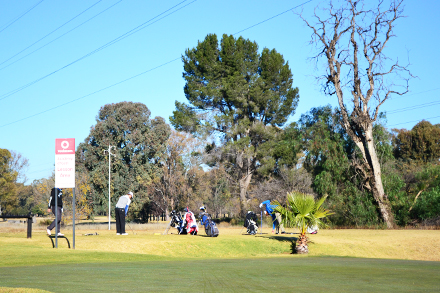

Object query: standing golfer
[47,188,64,236]
[260,200,285,234]
[115,191,134,235]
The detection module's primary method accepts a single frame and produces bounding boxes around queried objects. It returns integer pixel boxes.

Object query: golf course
[1,222,439,292]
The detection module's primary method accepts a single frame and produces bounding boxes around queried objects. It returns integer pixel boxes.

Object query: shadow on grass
[257,234,301,254]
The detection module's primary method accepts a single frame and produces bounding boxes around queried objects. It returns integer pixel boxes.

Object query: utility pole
[104,145,116,230]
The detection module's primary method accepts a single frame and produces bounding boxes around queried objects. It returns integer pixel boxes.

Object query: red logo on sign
[55,138,75,154]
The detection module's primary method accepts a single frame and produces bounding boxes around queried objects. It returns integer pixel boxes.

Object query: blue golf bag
[200,213,219,237]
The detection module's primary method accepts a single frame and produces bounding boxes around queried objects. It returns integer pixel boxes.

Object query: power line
[0,0,45,34]
[0,0,195,101]
[394,87,440,99]
[388,115,440,127]
[0,0,313,128]
[0,0,123,72]
[0,0,104,67]
[233,0,313,35]
[387,100,440,114]
[0,57,180,128]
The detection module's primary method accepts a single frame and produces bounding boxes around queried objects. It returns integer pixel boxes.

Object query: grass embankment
[0,223,440,292]
[1,224,439,265]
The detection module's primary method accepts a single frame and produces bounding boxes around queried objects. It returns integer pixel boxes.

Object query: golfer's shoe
[121,233,128,235]
[46,229,51,236]
[57,233,64,236]
[116,233,121,235]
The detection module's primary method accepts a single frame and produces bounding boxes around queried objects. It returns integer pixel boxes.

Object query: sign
[55,138,75,188]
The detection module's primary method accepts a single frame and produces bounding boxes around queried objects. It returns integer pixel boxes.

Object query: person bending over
[260,200,285,234]
[115,191,134,235]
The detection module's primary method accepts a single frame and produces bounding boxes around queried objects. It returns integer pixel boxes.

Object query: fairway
[1,225,440,292]
[1,257,439,292]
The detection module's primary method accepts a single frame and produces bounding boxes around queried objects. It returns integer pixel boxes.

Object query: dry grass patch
[309,229,440,261]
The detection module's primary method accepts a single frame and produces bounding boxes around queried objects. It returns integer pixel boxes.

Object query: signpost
[55,138,75,248]
[104,145,116,230]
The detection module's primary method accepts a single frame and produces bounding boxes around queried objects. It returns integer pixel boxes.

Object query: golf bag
[183,211,198,235]
[169,210,187,234]
[307,225,318,234]
[244,211,258,235]
[200,213,219,237]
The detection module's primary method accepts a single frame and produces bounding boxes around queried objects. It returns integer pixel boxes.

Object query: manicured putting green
[1,257,439,292]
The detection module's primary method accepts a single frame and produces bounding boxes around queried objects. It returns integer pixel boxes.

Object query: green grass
[1,258,439,292]
[1,227,440,292]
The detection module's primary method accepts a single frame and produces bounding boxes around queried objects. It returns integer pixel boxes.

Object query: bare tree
[9,150,29,184]
[301,0,413,228]
[148,130,203,219]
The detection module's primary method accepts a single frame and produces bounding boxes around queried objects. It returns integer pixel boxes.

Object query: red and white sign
[55,138,75,188]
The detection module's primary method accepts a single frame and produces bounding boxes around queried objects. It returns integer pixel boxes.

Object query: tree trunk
[365,127,396,228]
[239,172,252,217]
[295,233,309,254]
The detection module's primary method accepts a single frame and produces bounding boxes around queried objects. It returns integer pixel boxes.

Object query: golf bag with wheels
[169,210,187,234]
[200,213,219,237]
[244,211,258,235]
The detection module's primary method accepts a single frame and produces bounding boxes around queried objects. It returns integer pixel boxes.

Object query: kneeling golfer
[115,191,133,235]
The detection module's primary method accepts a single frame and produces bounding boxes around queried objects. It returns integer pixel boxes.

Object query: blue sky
[1,0,439,184]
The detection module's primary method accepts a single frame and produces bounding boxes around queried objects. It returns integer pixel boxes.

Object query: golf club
[127,222,136,235]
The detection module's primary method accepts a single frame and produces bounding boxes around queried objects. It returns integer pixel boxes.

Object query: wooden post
[27,216,32,238]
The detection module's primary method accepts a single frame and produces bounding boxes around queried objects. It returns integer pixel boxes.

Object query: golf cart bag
[244,211,258,235]
[169,210,187,234]
[183,211,198,235]
[200,213,219,237]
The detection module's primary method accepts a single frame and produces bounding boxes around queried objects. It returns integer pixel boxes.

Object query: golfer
[47,188,64,236]
[115,191,134,235]
[260,200,285,234]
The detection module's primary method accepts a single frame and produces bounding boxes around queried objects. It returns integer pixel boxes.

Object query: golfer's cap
[200,206,205,210]
[128,191,133,196]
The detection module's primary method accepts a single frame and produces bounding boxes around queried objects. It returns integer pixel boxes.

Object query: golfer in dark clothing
[47,188,64,236]
[115,191,133,235]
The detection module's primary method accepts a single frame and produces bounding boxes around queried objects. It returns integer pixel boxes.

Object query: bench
[48,235,71,248]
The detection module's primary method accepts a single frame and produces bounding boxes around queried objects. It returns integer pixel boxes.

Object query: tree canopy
[0,148,18,213]
[171,33,299,214]
[76,102,170,218]
[393,121,440,162]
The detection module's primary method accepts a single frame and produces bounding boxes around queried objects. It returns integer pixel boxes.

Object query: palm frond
[276,191,333,235]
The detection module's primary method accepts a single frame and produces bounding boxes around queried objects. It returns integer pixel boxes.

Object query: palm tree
[274,191,333,254]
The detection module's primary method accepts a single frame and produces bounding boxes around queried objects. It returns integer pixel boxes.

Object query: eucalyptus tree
[0,148,18,214]
[300,0,412,228]
[76,102,170,218]
[393,121,440,163]
[171,34,299,215]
